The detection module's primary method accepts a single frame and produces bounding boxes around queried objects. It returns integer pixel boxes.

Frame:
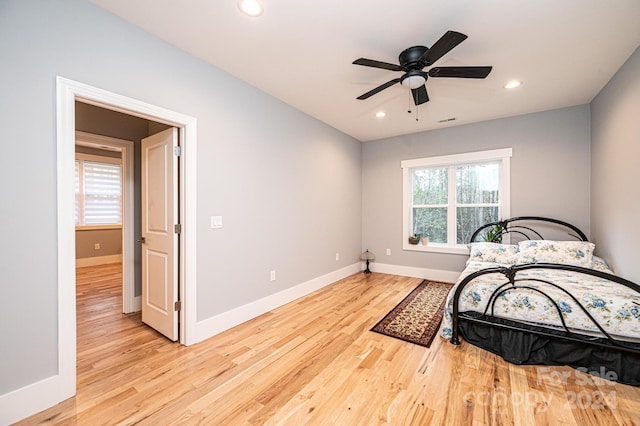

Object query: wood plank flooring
[18,263,640,425]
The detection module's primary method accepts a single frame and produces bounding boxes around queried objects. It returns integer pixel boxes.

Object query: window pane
[456,206,499,244]
[456,162,499,204]
[413,207,447,243]
[412,167,448,205]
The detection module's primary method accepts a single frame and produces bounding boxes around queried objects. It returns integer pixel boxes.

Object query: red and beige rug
[371,280,453,348]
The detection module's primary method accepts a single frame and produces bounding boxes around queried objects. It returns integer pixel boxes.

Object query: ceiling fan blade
[357,78,402,100]
[421,31,468,65]
[353,58,402,71]
[411,85,429,105]
[428,66,492,78]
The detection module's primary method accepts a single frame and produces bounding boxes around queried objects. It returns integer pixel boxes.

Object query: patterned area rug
[371,280,453,348]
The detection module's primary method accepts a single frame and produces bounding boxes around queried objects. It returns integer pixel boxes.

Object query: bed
[439,216,640,385]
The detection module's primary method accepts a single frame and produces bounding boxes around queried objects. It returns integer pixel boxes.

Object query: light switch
[210,215,223,229]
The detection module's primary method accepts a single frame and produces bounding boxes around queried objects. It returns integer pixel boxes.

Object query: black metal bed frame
[449,216,640,383]
[468,215,589,244]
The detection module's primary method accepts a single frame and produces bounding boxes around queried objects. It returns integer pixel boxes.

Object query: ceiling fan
[353,31,492,106]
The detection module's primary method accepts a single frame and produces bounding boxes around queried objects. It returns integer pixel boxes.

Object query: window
[402,148,512,254]
[75,154,122,227]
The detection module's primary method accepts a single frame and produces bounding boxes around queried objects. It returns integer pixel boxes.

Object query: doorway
[75,125,179,341]
[56,77,198,401]
[75,130,136,313]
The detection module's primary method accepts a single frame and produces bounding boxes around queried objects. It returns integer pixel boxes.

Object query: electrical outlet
[270,270,276,281]
[94,243,101,250]
[335,252,340,261]
[386,248,391,256]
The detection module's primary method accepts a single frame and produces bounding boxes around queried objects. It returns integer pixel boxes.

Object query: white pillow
[468,242,519,265]
[592,256,614,273]
[516,240,595,268]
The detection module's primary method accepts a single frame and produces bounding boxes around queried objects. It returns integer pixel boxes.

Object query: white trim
[76,254,123,268]
[370,262,461,283]
[55,77,198,347]
[193,263,360,344]
[0,375,68,425]
[0,77,198,424]
[76,224,122,231]
[75,131,135,313]
[180,122,198,346]
[402,243,470,255]
[400,148,513,169]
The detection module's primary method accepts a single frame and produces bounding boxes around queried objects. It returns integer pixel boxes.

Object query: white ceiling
[91,0,640,142]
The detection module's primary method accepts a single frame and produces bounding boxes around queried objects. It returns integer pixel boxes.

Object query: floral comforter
[439,261,640,342]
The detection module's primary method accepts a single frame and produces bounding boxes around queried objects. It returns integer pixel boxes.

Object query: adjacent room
[1,0,639,424]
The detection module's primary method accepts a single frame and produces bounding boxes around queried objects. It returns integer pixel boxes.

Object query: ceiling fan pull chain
[407,90,412,114]
[416,103,419,122]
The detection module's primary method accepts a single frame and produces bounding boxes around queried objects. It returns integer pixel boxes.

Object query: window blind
[75,160,122,225]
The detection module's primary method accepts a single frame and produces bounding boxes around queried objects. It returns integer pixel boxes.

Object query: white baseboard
[371,262,460,283]
[76,254,122,267]
[193,262,361,344]
[0,374,74,426]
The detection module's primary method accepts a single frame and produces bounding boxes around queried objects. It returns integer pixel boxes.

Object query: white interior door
[141,127,179,341]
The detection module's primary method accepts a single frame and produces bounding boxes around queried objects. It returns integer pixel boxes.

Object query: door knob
[137,236,146,244]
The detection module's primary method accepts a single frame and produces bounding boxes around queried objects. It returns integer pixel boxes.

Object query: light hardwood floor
[18,264,640,425]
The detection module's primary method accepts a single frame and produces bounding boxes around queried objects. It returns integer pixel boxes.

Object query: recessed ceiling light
[375,111,386,118]
[504,81,522,89]
[238,0,263,17]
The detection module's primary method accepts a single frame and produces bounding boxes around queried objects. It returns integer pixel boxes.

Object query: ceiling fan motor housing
[399,46,429,69]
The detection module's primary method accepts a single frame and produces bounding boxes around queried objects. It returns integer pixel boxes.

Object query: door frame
[75,131,137,313]
[56,76,198,399]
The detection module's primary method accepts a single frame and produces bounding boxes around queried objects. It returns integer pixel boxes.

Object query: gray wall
[362,105,591,273]
[0,0,361,396]
[75,229,122,259]
[591,46,640,283]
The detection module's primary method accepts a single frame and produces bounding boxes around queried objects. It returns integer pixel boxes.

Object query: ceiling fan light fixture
[401,75,426,89]
[375,111,386,118]
[238,0,263,17]
[504,81,522,89]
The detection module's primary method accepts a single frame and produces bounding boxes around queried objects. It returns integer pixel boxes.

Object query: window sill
[402,242,469,255]
[76,224,122,231]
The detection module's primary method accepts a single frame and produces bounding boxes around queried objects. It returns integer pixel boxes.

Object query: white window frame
[401,148,512,255]
[75,152,123,230]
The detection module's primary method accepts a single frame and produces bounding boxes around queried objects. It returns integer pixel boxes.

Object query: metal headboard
[469,216,589,243]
